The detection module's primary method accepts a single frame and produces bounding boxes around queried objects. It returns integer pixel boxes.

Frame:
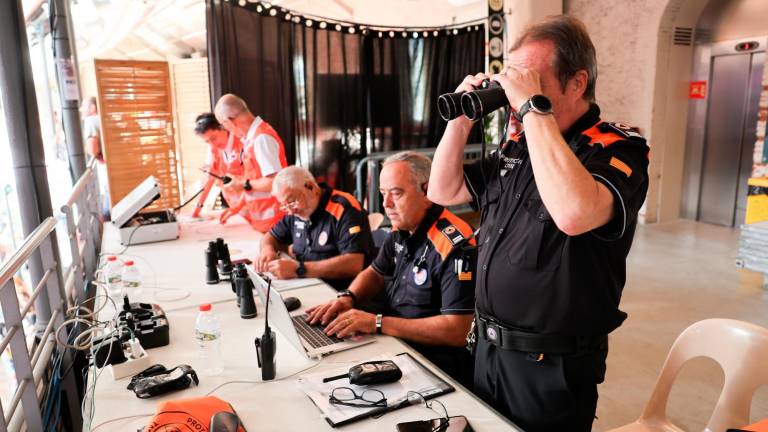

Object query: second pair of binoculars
[205,238,233,284]
[438,79,508,122]
[231,263,257,319]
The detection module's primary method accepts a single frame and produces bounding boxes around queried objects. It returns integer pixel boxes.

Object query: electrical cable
[173,188,204,212]
[204,360,323,397]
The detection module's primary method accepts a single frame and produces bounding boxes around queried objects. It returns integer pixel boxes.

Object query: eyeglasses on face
[329,387,387,408]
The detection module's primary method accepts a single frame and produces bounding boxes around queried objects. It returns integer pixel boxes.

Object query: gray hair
[382,151,431,188]
[272,165,317,195]
[214,93,250,122]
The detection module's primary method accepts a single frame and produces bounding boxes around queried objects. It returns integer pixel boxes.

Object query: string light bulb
[319,21,327,29]
[305,19,313,27]
[269,8,277,16]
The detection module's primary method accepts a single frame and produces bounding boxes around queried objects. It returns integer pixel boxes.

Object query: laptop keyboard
[292,314,344,349]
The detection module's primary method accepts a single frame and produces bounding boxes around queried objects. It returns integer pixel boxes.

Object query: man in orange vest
[213,94,287,232]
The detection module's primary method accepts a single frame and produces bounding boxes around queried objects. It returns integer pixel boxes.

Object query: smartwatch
[296,260,306,278]
[375,314,383,335]
[336,289,357,306]
[243,179,253,191]
[514,94,553,122]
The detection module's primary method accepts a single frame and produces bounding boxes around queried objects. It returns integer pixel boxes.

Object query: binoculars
[437,79,508,122]
[231,263,257,319]
[205,238,233,284]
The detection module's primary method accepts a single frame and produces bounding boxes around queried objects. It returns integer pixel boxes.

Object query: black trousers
[473,337,608,432]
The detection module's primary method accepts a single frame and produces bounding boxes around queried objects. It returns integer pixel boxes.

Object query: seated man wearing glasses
[256,166,375,291]
[306,152,476,386]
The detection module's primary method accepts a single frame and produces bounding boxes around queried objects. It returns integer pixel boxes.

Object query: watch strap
[336,289,357,306]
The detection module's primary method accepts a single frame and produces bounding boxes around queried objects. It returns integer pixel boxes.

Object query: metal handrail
[354,143,491,213]
[0,325,18,354]
[30,309,60,367]
[3,380,28,425]
[64,164,94,208]
[0,218,57,284]
[18,268,55,319]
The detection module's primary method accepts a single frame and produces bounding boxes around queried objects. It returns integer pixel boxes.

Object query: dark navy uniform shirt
[270,184,375,291]
[463,104,650,336]
[370,204,477,319]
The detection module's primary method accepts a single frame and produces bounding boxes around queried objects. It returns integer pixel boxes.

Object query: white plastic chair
[609,319,768,432]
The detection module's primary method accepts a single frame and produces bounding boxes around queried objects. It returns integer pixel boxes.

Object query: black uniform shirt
[270,184,375,290]
[463,104,650,336]
[370,204,477,319]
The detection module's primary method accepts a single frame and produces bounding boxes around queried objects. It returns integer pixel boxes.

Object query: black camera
[437,79,508,121]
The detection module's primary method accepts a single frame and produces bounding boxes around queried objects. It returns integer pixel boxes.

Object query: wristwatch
[375,314,383,335]
[336,289,357,306]
[514,94,553,122]
[243,179,253,191]
[296,260,306,278]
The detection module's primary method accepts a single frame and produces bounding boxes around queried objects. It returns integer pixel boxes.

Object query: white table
[86,218,519,431]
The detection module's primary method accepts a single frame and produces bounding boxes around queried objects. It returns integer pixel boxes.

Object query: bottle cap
[199,304,212,312]
[107,256,117,261]
[124,260,134,266]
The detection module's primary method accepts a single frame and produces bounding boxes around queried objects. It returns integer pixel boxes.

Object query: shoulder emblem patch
[609,157,633,177]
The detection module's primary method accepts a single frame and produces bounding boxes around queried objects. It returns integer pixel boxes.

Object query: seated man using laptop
[256,166,375,291]
[306,152,476,385]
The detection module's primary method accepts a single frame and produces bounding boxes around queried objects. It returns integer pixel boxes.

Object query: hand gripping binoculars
[437,79,508,122]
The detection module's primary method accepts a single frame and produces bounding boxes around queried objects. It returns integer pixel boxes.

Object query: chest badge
[413,267,427,285]
[486,326,498,341]
[318,231,328,246]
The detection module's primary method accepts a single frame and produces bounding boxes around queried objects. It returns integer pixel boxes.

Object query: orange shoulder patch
[582,122,624,148]
[331,190,362,211]
[325,201,344,221]
[427,209,476,260]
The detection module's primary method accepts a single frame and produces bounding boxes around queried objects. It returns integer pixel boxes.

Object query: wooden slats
[170,58,211,197]
[95,59,180,211]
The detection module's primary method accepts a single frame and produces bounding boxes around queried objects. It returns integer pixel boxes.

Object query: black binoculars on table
[205,238,233,284]
[438,79,508,122]
[204,238,257,319]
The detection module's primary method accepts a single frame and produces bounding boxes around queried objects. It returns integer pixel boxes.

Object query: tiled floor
[594,220,768,431]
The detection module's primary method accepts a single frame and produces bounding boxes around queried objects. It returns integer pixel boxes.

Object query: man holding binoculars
[430,15,649,432]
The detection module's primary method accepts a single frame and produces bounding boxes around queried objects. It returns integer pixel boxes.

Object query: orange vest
[242,120,288,232]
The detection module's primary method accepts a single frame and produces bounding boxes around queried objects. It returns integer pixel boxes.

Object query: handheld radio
[255,277,276,380]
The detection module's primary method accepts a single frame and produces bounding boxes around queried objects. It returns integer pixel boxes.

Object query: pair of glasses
[407,391,450,432]
[278,200,301,212]
[329,387,387,408]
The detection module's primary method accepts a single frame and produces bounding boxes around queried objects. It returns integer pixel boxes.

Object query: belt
[477,314,606,354]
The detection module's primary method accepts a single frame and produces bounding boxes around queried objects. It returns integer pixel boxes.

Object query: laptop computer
[248,267,375,359]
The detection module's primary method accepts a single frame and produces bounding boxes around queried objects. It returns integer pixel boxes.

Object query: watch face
[531,95,552,112]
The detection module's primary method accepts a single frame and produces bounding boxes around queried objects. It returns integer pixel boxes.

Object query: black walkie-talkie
[255,277,276,380]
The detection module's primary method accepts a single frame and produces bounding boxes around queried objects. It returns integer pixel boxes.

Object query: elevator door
[698,51,764,227]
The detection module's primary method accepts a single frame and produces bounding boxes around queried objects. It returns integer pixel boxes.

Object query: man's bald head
[214,94,255,138]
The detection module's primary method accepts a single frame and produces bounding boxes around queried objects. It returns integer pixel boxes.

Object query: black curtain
[207,0,484,191]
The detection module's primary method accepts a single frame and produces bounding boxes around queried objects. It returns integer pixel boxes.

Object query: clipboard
[297,352,455,428]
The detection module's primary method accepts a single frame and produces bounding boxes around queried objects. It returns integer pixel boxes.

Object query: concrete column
[51,0,87,180]
[0,0,58,335]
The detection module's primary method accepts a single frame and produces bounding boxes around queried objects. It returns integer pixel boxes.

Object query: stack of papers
[297,352,453,427]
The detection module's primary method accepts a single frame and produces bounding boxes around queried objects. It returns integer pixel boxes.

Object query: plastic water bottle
[104,256,123,297]
[121,260,142,299]
[195,304,223,376]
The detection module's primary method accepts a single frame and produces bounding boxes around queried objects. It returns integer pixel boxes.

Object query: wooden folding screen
[170,58,211,197]
[95,59,180,211]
